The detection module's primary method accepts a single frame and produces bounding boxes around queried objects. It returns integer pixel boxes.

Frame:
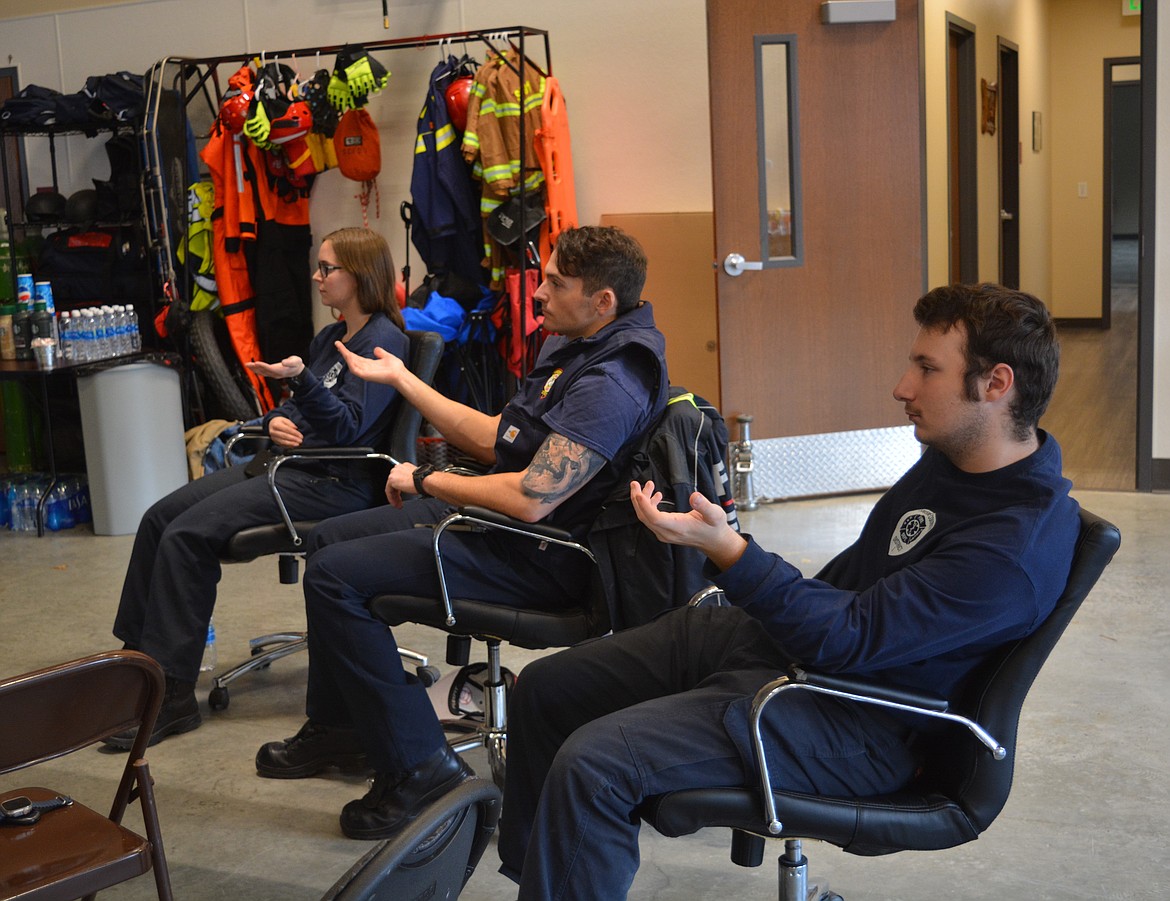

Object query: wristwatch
[412,463,437,498]
[287,369,308,391]
[0,794,73,826]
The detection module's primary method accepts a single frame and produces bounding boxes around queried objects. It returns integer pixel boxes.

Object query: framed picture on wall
[981,78,998,135]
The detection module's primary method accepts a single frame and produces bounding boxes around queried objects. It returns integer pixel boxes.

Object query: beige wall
[922,0,1052,300]
[1048,0,1141,318]
[0,0,713,309]
[5,0,1169,468]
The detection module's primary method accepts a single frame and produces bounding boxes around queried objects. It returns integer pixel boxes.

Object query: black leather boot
[255,720,369,779]
[339,745,474,840]
[102,676,201,749]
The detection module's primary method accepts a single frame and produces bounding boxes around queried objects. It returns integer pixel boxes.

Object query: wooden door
[708,0,924,439]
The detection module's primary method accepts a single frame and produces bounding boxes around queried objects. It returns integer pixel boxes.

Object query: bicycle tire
[189,309,259,421]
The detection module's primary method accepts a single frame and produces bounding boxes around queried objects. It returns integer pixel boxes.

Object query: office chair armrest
[747,666,1006,836]
[261,448,401,547]
[455,505,579,543]
[688,585,728,607]
[787,665,950,713]
[224,423,268,459]
[427,506,597,627]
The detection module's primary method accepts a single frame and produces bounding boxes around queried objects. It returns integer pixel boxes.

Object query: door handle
[723,253,765,277]
[999,209,1014,221]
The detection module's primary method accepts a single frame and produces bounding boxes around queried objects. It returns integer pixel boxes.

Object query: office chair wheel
[208,685,230,711]
[416,665,441,687]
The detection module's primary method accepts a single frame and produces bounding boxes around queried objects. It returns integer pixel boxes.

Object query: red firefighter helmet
[268,100,313,145]
[444,76,473,132]
[219,88,253,133]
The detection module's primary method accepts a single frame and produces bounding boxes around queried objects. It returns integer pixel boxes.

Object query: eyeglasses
[317,261,345,279]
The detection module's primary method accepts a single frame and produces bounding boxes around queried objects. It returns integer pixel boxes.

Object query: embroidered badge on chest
[323,361,343,389]
[540,368,564,399]
[503,425,520,444]
[889,509,937,556]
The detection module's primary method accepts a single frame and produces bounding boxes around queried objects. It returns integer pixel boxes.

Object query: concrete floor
[1,487,1168,900]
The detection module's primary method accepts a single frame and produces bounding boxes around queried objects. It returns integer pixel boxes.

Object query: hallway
[1040,238,1139,490]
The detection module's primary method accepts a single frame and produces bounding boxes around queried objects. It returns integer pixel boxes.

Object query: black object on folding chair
[638,508,1121,901]
[0,650,174,901]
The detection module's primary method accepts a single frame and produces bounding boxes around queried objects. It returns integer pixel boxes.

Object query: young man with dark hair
[498,283,1080,901]
[254,226,669,841]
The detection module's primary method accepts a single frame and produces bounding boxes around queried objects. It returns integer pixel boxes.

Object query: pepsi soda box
[34,280,55,314]
[16,272,33,306]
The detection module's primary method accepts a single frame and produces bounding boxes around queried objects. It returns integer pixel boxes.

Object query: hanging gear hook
[399,200,416,297]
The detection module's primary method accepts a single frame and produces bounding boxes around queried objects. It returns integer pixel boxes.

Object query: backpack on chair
[588,387,738,631]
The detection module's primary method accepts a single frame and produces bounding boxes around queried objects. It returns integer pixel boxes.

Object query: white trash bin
[77,362,188,536]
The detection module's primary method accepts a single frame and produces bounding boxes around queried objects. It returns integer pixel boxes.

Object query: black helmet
[25,191,66,222]
[64,188,100,224]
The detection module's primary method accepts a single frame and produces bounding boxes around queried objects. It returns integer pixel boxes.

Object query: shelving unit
[0,120,142,283]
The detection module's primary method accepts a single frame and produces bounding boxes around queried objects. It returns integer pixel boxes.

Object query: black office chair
[638,508,1121,901]
[367,389,736,787]
[370,505,606,787]
[319,777,501,901]
[208,330,444,711]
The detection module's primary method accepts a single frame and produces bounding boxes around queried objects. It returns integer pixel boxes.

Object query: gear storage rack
[141,26,552,420]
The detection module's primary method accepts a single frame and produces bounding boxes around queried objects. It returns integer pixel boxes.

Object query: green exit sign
[1123,0,1141,15]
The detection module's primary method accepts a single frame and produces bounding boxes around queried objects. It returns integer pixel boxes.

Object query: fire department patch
[540,368,563,398]
[889,509,936,556]
[323,361,343,389]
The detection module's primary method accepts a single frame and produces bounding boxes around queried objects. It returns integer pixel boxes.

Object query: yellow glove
[243,97,272,148]
[344,55,389,108]
[327,73,352,112]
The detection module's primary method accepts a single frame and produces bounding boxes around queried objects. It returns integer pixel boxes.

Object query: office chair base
[210,639,438,711]
[209,632,309,710]
[444,723,507,790]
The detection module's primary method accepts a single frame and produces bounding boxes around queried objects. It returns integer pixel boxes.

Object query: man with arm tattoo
[254,226,668,840]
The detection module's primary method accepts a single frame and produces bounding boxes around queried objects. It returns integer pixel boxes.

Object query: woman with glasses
[107,227,410,749]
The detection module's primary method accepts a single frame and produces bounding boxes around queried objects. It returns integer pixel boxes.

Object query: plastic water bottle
[201,619,217,672]
[99,305,116,358]
[73,310,89,362]
[125,305,141,352]
[9,479,38,532]
[113,305,130,355]
[45,480,75,531]
[108,305,123,355]
[67,475,92,524]
[107,305,123,355]
[57,310,73,362]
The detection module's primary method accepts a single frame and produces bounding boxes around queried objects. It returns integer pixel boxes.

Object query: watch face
[1,796,32,817]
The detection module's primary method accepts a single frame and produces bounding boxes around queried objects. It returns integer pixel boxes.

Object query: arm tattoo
[521,434,606,505]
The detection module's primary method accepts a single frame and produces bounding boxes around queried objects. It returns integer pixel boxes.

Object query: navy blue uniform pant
[302,499,591,774]
[114,463,376,682]
[498,604,921,901]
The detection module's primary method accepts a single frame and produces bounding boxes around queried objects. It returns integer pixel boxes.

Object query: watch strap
[413,463,436,498]
[0,794,72,826]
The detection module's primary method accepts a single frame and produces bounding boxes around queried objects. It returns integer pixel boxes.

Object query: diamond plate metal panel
[735,426,922,502]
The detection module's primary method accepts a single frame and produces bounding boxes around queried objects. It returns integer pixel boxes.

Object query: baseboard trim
[1152,458,1170,491]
